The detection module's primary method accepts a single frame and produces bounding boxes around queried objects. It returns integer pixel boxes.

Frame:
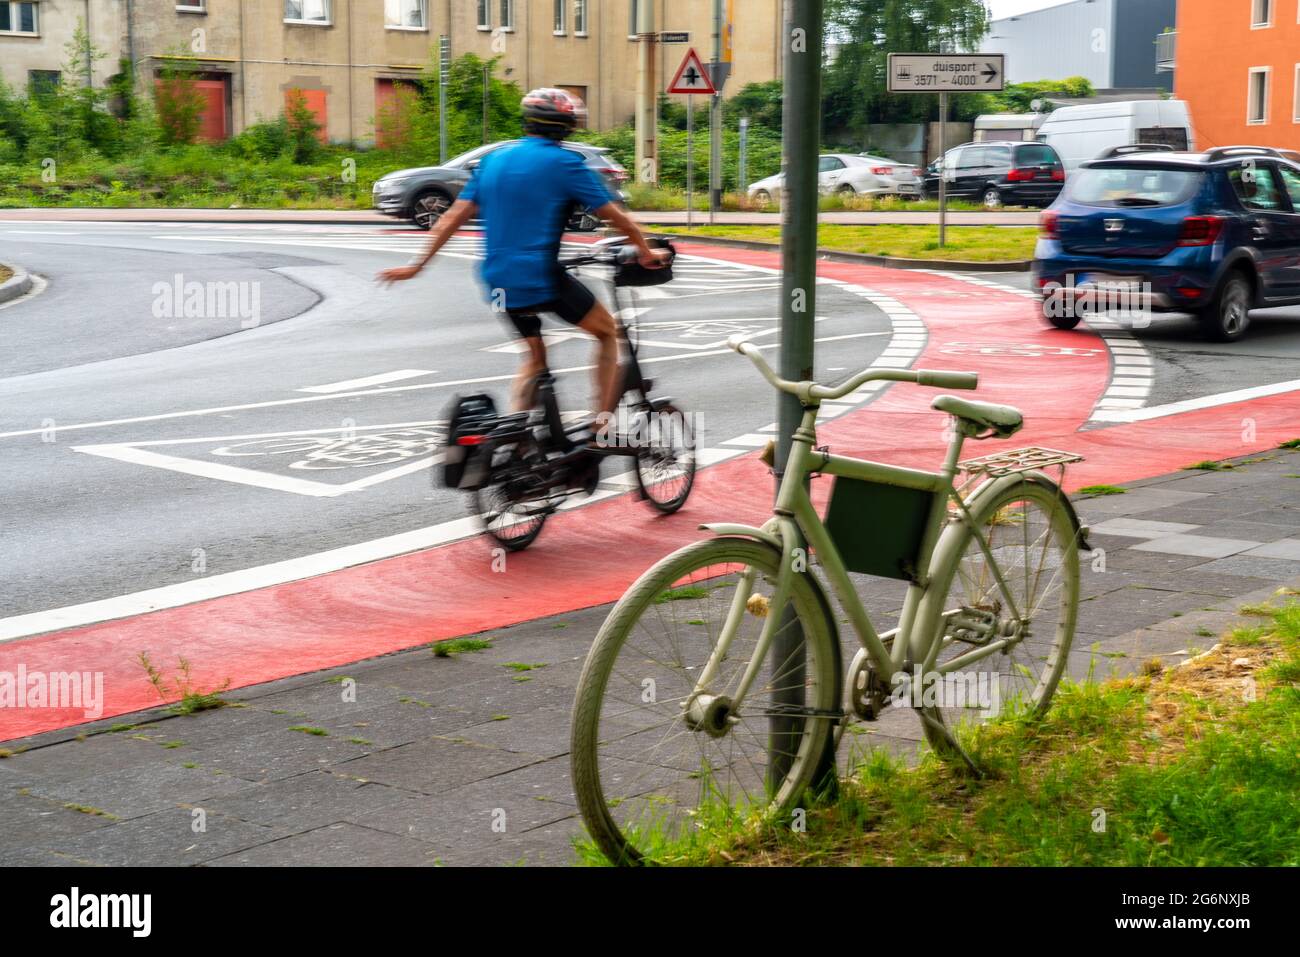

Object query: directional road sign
[887,53,1005,93]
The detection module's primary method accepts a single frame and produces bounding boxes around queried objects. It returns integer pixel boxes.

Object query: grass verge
[577,598,1300,866]
[671,224,1037,263]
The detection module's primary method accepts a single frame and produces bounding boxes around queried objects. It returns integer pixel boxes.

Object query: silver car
[746,153,922,203]
[373,140,631,230]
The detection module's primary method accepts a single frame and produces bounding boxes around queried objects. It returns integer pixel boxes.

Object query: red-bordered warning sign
[667,47,716,95]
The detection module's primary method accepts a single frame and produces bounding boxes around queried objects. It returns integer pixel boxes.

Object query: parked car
[921,141,1065,208]
[1034,99,1196,173]
[1033,145,1300,342]
[372,140,630,230]
[746,153,921,204]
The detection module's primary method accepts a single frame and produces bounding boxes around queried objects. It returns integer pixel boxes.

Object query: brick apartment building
[0,1,783,144]
[1174,0,1300,150]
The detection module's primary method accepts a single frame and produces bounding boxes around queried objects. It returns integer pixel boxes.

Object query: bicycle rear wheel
[571,538,840,865]
[471,438,551,552]
[916,479,1081,762]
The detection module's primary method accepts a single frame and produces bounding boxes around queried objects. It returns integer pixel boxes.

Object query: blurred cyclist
[378,88,669,417]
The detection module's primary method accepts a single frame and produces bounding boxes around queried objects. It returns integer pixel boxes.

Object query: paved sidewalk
[0,207,1039,227]
[1,448,1297,866]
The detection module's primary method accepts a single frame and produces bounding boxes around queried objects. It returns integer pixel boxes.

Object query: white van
[1034,100,1196,172]
[974,112,1048,143]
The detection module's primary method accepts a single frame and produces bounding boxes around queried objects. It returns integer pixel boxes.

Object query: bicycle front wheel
[916,479,1081,761]
[634,402,696,514]
[571,538,840,865]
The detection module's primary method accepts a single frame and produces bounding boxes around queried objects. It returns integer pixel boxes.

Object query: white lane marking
[721,433,771,448]
[919,268,1154,421]
[1089,378,1300,423]
[0,513,483,643]
[298,369,438,393]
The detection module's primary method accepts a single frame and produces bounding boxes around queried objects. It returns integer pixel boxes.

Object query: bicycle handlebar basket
[613,238,676,287]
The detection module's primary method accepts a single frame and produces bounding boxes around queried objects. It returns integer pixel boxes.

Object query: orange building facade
[1176,0,1300,151]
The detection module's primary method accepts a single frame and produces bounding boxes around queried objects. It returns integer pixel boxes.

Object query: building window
[553,0,565,34]
[176,1,207,12]
[1248,68,1270,125]
[476,0,490,30]
[0,1,39,34]
[629,0,639,38]
[499,0,513,32]
[1251,0,1272,28]
[574,0,587,36]
[28,70,59,96]
[284,0,330,25]
[384,0,425,30]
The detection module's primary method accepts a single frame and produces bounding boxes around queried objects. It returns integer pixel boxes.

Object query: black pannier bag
[613,238,676,287]
[442,393,499,490]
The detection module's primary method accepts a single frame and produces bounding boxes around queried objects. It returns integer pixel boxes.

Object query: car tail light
[1040,209,1060,240]
[611,168,629,183]
[1178,215,1224,247]
[1176,287,1204,299]
[1051,167,1065,182]
[871,166,893,175]
[456,435,486,447]
[1007,168,1036,182]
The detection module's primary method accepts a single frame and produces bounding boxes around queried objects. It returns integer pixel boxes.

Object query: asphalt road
[0,223,891,618]
[2,223,1298,626]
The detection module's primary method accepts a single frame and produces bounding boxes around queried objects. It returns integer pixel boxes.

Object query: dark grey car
[372,140,630,231]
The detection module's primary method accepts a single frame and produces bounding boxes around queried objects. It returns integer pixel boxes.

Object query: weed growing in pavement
[288,725,328,736]
[1078,485,1127,496]
[1183,461,1232,471]
[433,637,494,657]
[1278,439,1300,449]
[138,652,230,715]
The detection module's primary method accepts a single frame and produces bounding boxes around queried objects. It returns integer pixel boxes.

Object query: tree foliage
[823,0,990,135]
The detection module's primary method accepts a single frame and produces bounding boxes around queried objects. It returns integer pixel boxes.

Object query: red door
[194,78,229,143]
[374,78,419,148]
[286,88,329,144]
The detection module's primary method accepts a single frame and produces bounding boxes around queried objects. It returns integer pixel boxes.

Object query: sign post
[667,47,717,230]
[887,53,1005,248]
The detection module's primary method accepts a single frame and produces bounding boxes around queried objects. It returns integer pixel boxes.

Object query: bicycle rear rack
[958,446,1084,478]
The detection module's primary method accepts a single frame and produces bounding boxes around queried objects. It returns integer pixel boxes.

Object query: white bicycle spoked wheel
[570,538,839,865]
[917,480,1080,761]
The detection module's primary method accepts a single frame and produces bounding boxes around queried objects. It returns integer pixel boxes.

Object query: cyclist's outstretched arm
[376,199,478,284]
[595,202,671,267]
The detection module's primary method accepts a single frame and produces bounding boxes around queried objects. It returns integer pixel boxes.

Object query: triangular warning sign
[667,47,716,95]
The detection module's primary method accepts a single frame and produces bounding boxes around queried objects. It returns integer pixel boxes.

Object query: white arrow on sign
[667,47,716,95]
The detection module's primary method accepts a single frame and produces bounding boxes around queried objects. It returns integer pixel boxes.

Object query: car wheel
[836,184,856,196]
[1041,297,1081,330]
[411,191,451,230]
[753,189,773,205]
[982,187,1003,209]
[1199,272,1252,342]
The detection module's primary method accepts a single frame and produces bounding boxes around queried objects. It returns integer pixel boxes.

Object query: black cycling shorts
[503,271,597,339]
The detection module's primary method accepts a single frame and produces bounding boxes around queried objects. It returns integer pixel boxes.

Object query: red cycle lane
[1,243,1294,740]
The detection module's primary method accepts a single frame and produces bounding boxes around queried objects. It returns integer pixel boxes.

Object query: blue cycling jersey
[459,137,615,309]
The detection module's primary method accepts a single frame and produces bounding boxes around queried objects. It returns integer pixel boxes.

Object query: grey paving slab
[0,733,177,784]
[198,771,416,832]
[453,706,572,758]
[1087,518,1202,539]
[1243,538,1300,560]
[205,822,443,867]
[1074,487,1212,519]
[1194,555,1300,580]
[0,789,117,851]
[166,724,395,784]
[1188,521,1299,545]
[337,737,544,794]
[24,761,256,820]
[22,807,282,867]
[1149,471,1262,493]
[1130,534,1262,559]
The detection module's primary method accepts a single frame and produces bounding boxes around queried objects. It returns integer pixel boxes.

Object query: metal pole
[738,115,749,195]
[686,95,695,229]
[482,63,490,144]
[635,0,658,187]
[709,0,723,221]
[938,90,947,248]
[771,0,825,794]
[438,35,449,164]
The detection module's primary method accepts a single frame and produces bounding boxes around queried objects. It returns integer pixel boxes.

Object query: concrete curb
[654,232,1032,273]
[0,263,33,304]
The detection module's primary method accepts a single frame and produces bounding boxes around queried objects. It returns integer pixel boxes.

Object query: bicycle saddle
[932,395,1024,439]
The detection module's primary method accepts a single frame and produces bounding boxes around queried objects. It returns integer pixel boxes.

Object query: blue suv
[1033,145,1300,341]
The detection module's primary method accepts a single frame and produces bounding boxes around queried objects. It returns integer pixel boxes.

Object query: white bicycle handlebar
[725,334,979,401]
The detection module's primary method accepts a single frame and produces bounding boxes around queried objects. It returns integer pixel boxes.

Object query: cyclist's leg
[548,272,619,416]
[503,308,548,412]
